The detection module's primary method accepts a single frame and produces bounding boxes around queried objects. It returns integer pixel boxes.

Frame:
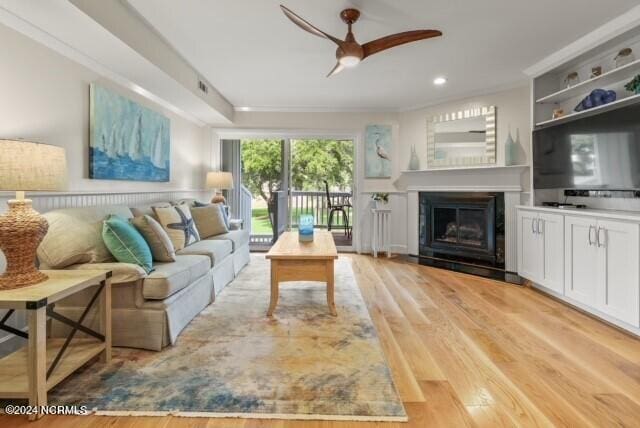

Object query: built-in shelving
[536,58,640,104]
[535,92,640,128]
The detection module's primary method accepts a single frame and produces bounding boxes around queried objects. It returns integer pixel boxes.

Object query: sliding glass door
[289,139,354,248]
[226,137,354,250]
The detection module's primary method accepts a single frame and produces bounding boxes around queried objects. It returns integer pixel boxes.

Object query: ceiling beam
[69,0,234,123]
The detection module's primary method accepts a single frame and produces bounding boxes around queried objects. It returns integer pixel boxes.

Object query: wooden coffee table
[266,230,338,317]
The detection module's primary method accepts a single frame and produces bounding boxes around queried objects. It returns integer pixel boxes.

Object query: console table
[0,270,112,420]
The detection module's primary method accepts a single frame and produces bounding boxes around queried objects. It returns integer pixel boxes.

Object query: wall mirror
[427,106,496,168]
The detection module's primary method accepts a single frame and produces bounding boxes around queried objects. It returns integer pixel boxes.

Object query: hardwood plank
[3,255,640,427]
[420,266,623,426]
[418,381,476,428]
[367,305,425,402]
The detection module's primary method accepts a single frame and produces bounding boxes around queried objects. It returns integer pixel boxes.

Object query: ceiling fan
[280,5,442,77]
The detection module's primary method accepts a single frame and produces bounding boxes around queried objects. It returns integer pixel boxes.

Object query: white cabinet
[517,206,640,333]
[540,213,565,293]
[564,215,640,328]
[565,216,599,307]
[517,210,564,293]
[517,210,541,281]
[596,219,639,327]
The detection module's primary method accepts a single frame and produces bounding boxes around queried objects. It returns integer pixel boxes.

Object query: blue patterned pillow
[103,215,154,274]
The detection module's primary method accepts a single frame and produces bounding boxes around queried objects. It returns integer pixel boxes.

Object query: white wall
[397,85,531,187]
[0,23,211,194]
[213,85,531,252]
[219,111,401,194]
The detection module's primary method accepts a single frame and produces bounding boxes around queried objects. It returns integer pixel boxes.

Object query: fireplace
[419,192,505,279]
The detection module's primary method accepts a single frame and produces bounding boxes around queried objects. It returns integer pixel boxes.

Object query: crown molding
[233,80,529,115]
[524,5,640,77]
[399,80,529,113]
[234,105,397,114]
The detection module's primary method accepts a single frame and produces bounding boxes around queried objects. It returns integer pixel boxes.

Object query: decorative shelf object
[536,58,640,104]
[535,92,640,128]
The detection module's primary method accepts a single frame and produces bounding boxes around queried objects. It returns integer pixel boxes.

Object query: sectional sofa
[37,200,250,351]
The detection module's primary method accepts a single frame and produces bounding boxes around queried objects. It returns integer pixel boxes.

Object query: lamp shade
[206,171,234,190]
[0,139,68,191]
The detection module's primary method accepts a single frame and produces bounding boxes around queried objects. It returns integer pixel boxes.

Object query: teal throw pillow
[102,215,154,274]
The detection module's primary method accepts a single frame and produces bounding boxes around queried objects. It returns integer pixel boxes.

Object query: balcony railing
[289,190,352,228]
[247,190,352,245]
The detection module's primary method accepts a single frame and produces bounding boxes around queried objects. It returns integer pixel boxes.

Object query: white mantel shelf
[400,165,529,174]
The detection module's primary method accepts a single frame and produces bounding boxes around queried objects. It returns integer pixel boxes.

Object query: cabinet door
[539,213,564,294]
[517,210,541,282]
[597,220,640,327]
[565,216,599,307]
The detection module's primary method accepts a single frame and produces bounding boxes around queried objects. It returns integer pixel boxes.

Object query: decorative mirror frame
[426,106,497,168]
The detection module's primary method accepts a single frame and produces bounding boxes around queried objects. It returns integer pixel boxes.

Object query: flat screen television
[533,102,640,190]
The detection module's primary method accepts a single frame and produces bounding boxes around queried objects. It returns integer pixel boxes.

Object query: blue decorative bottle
[298,214,314,242]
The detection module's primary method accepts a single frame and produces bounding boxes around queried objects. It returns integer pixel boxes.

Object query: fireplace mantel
[400,165,528,194]
[407,183,523,281]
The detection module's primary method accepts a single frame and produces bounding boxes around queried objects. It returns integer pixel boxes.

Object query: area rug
[48,255,407,422]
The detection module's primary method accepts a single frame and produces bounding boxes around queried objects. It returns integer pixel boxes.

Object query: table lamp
[0,140,67,289]
[206,171,234,204]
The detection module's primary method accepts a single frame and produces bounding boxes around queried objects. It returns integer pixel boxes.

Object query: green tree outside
[240,139,353,233]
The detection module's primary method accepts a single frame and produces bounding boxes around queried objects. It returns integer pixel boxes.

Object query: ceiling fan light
[339,55,361,68]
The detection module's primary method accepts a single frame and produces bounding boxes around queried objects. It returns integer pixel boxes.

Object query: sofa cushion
[177,239,232,266]
[153,205,201,251]
[130,202,172,219]
[131,215,176,262]
[142,255,210,300]
[67,262,146,284]
[38,205,132,269]
[191,204,228,238]
[207,229,250,252]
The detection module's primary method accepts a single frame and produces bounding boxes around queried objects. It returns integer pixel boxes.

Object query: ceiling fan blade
[326,62,345,77]
[280,5,343,46]
[362,30,442,58]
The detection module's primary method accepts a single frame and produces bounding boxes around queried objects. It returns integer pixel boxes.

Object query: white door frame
[214,128,361,251]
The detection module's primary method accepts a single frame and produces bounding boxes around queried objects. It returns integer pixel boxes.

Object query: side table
[371,208,392,258]
[0,270,112,420]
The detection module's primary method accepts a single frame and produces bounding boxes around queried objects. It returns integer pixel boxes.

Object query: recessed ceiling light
[433,77,447,86]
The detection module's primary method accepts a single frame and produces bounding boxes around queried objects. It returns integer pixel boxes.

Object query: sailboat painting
[89,83,170,182]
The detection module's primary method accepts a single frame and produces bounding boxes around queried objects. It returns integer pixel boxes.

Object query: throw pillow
[191,204,229,239]
[153,205,201,250]
[131,215,176,262]
[193,201,230,229]
[102,215,154,274]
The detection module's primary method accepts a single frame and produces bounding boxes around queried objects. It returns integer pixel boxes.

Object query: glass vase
[298,214,314,242]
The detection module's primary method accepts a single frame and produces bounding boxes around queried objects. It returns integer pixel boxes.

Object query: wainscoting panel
[0,189,210,214]
[0,189,210,356]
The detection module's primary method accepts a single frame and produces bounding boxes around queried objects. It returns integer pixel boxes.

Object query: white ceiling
[127,1,639,111]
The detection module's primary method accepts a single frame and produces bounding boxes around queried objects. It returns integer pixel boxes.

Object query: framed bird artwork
[365,124,392,178]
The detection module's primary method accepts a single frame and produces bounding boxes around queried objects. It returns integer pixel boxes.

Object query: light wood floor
[4,255,640,427]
